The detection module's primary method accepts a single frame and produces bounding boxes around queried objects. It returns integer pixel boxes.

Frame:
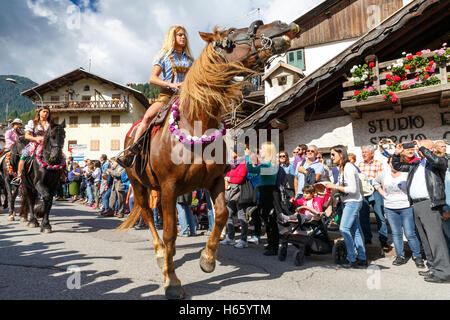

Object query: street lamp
[5,77,44,107]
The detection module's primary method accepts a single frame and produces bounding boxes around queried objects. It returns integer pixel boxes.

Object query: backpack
[358,172,374,197]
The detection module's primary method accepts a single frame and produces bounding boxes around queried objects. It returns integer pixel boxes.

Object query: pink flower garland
[36,145,66,170]
[168,99,227,145]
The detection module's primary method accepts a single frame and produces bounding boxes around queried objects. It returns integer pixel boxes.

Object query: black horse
[0,135,28,221]
[20,121,66,233]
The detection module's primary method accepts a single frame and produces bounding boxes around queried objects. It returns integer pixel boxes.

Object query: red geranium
[389,91,394,96]
[385,74,392,80]
[426,66,431,71]
[392,96,398,103]
[405,65,411,70]
[402,84,408,89]
[392,76,401,82]
[407,55,413,60]
[386,81,392,86]
[354,90,360,96]
[416,52,422,56]
[424,74,429,79]
[428,60,434,66]
[369,62,375,68]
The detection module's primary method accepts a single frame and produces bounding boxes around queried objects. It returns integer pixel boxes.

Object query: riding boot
[116,139,143,168]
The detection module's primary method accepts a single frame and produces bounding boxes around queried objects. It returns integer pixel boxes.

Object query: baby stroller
[277,184,347,266]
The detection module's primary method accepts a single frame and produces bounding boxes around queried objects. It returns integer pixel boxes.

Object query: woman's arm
[24,131,42,144]
[150,65,182,90]
[343,165,358,194]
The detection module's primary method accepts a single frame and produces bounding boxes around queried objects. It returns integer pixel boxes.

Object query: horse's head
[44,120,66,164]
[199,20,299,71]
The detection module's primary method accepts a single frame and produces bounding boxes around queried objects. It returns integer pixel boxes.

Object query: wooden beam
[441,90,450,108]
[393,99,402,113]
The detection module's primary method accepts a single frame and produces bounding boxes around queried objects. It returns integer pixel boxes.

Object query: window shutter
[287,49,305,71]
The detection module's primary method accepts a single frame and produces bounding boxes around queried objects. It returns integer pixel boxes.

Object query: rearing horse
[20,121,66,233]
[117,20,299,299]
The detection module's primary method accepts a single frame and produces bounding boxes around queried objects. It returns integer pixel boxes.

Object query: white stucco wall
[283,104,450,164]
[264,69,299,103]
[55,94,145,162]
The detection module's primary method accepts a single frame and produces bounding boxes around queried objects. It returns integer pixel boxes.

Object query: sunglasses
[279,155,286,158]
[306,150,315,153]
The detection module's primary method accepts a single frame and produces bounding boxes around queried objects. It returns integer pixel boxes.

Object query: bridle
[212,20,277,69]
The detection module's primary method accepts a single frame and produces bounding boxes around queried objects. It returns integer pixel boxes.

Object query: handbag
[72,174,82,182]
[238,178,254,205]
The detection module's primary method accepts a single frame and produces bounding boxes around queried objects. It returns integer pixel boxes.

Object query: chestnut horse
[117,20,299,299]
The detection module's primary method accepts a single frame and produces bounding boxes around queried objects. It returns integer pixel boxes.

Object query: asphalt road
[0,200,449,300]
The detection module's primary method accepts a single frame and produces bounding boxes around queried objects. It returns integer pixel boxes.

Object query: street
[0,200,449,300]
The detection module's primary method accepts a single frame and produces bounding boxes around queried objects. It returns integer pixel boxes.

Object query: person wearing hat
[1,118,24,156]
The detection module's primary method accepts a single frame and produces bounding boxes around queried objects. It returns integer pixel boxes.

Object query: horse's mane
[179,27,254,123]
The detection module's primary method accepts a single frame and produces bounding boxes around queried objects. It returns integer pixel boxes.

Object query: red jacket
[226,160,247,184]
[292,188,330,214]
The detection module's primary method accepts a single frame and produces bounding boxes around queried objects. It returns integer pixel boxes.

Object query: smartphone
[403,142,415,149]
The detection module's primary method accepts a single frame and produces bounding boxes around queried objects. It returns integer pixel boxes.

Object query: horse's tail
[116,204,142,232]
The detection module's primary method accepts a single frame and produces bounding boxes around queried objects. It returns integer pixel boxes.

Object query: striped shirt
[358,159,383,182]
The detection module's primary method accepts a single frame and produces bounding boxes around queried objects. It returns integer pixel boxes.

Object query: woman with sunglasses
[325,145,367,268]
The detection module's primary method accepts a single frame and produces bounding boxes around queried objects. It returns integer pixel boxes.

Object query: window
[278,75,287,86]
[111,115,120,127]
[68,140,77,151]
[81,96,91,108]
[91,115,100,127]
[50,96,60,102]
[287,48,305,70]
[69,116,78,128]
[83,85,90,91]
[82,95,91,101]
[90,140,100,151]
[111,139,120,151]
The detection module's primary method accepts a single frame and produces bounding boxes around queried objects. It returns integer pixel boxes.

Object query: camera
[403,142,416,149]
[333,190,348,200]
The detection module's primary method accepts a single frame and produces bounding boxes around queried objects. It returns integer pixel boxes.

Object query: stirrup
[11,176,22,186]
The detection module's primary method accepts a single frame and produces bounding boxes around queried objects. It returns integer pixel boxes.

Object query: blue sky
[0,0,322,84]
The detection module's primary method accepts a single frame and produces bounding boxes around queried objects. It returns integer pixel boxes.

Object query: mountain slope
[0,75,37,120]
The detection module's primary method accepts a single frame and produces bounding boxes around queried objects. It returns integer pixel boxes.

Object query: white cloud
[1,0,322,85]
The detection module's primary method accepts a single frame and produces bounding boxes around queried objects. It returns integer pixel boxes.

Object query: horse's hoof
[200,254,216,273]
[165,285,185,300]
[20,218,27,223]
[27,222,39,228]
[41,227,52,234]
[7,216,15,222]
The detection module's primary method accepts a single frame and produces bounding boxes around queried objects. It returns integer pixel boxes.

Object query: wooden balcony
[341,53,450,118]
[38,100,129,113]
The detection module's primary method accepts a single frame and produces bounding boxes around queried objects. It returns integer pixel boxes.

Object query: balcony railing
[37,100,129,112]
[243,73,264,96]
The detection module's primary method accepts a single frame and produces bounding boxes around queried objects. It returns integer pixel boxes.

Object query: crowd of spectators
[217,139,450,283]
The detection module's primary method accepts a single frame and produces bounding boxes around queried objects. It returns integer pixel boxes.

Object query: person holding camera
[68,162,82,202]
[325,145,367,269]
[373,156,424,268]
[393,140,450,283]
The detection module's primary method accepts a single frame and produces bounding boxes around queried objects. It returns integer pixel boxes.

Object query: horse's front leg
[26,190,39,228]
[40,192,54,233]
[4,179,15,221]
[200,177,228,273]
[161,184,184,300]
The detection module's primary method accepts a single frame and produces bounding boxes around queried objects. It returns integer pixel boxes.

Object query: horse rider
[11,106,52,186]
[0,118,24,157]
[116,25,194,168]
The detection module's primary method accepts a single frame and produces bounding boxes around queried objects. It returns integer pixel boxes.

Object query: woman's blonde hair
[154,25,193,63]
[261,141,277,165]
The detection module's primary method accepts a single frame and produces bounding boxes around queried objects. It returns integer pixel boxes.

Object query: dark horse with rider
[1,107,66,232]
